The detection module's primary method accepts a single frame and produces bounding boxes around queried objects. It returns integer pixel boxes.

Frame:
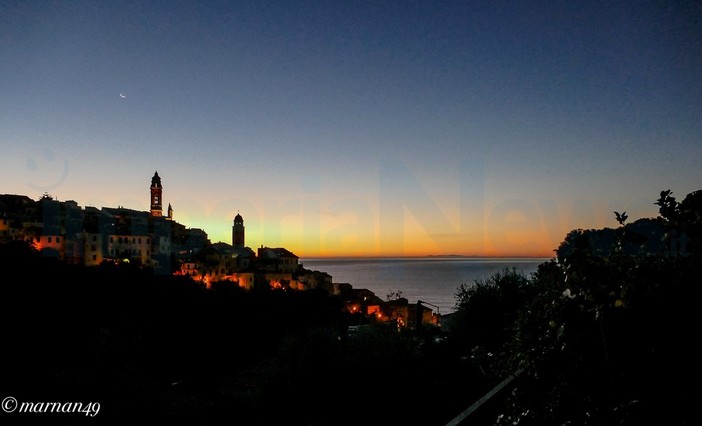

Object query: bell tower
[233,212,245,248]
[150,171,163,217]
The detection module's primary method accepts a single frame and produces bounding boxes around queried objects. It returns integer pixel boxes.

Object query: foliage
[446,189,701,425]
[655,189,679,221]
[451,268,532,377]
[386,289,403,300]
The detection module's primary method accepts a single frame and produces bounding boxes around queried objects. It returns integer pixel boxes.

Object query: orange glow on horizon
[185,189,597,259]
[58,170,635,260]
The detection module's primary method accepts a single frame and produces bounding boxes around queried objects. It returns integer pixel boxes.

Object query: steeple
[150,171,163,217]
[151,171,162,188]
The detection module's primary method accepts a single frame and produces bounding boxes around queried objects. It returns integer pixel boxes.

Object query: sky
[1,0,701,258]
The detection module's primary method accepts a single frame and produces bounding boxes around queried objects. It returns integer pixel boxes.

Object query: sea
[300,257,550,315]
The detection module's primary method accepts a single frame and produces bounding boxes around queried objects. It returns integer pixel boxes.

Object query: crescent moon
[119,93,126,98]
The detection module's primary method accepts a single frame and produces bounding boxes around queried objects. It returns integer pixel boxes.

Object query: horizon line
[299,254,553,260]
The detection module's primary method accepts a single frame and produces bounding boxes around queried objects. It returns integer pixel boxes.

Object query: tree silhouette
[614,210,628,225]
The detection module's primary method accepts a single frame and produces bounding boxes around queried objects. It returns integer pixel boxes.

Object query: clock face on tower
[155,196,159,204]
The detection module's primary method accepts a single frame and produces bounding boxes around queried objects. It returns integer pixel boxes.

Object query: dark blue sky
[2,0,701,256]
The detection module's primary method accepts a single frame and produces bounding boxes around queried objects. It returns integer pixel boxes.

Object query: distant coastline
[422,254,549,259]
[301,255,552,261]
[299,254,551,263]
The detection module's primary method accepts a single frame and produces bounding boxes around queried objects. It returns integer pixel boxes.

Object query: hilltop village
[0,172,439,328]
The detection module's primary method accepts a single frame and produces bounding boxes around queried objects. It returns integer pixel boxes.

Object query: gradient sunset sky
[1,0,700,257]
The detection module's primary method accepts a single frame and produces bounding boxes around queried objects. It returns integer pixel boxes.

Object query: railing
[444,367,526,426]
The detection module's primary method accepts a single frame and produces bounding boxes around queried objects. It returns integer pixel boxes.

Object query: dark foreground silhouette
[448,189,701,425]
[0,239,485,425]
[1,188,699,425]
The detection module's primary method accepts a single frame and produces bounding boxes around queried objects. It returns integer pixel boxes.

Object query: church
[146,172,316,291]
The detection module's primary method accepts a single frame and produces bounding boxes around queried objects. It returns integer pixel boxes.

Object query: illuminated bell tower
[150,171,163,217]
[233,212,245,248]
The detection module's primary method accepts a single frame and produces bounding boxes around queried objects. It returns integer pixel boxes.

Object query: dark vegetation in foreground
[1,188,700,425]
[0,240,481,426]
[449,189,700,425]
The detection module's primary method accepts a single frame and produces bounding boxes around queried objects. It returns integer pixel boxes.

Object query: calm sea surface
[300,257,550,315]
